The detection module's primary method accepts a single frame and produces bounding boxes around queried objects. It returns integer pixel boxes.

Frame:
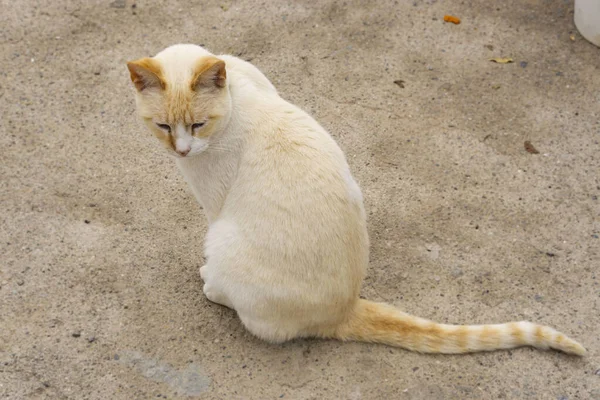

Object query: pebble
[595,368,600,375]
[109,0,126,8]
[17,280,24,286]
[520,61,528,68]
[87,336,96,343]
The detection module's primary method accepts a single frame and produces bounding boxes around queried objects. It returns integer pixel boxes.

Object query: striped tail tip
[519,322,586,356]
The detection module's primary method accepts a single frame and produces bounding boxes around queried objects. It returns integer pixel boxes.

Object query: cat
[126,44,585,355]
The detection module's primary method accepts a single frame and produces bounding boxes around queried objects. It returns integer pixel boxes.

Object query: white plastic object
[574,0,600,47]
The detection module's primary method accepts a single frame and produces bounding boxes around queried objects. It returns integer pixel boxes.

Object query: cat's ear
[126,58,166,92]
[191,57,226,90]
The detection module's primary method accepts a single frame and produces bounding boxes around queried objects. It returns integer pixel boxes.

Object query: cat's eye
[156,123,171,132]
[192,122,205,130]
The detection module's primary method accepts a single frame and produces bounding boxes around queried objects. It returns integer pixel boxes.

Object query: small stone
[72,331,81,338]
[17,280,24,286]
[595,368,600,375]
[451,267,464,278]
[557,396,568,400]
[87,336,96,343]
[109,0,126,8]
[520,61,528,68]
[84,220,90,224]
[534,294,544,302]
[114,354,120,360]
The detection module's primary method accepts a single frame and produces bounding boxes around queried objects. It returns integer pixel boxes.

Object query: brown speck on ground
[2,0,598,399]
[524,140,540,154]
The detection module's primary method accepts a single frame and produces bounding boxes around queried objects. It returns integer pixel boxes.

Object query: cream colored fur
[127,44,585,355]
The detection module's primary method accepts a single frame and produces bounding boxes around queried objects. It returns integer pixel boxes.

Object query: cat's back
[221,54,364,224]
[227,88,366,243]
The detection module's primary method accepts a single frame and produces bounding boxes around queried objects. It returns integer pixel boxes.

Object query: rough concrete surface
[1,0,599,399]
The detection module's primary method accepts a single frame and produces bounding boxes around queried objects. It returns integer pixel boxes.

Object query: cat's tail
[331,299,586,355]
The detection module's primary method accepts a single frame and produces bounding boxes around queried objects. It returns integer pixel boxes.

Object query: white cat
[127,44,585,355]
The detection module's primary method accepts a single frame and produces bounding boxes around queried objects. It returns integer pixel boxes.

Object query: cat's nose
[177,148,190,156]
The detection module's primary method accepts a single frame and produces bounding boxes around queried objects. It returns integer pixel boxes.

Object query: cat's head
[127,45,231,158]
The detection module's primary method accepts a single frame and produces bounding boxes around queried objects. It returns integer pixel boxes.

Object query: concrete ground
[1,0,599,398]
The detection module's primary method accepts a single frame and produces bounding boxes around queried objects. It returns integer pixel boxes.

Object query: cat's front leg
[203,282,234,309]
[199,264,234,309]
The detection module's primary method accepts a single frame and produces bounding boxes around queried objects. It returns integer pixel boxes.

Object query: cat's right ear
[191,57,227,90]
[126,58,165,92]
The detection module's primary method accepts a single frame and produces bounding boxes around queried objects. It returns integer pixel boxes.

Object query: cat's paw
[199,264,207,280]
[203,283,233,309]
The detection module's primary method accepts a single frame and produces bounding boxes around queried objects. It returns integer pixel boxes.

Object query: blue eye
[156,123,171,132]
[192,122,205,130]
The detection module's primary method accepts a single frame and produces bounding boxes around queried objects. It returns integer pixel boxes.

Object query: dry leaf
[491,84,501,90]
[490,57,514,64]
[443,15,461,24]
[524,141,539,154]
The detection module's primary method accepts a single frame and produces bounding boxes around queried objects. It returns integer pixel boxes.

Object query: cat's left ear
[126,58,165,92]
[191,57,226,90]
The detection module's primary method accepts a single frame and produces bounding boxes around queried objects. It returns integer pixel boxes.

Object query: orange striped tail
[333,299,586,355]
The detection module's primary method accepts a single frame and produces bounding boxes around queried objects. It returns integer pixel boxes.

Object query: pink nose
[177,148,190,156]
